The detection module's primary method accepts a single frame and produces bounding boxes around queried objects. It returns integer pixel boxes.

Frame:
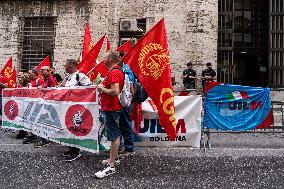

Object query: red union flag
[117,39,131,53]
[78,34,105,76]
[82,21,94,59]
[1,56,13,81]
[122,18,177,141]
[35,55,51,73]
[9,66,16,88]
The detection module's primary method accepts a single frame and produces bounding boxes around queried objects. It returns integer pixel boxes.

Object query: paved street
[1,129,284,188]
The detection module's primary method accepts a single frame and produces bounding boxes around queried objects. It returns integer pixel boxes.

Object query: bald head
[105,51,120,68]
[40,66,51,78]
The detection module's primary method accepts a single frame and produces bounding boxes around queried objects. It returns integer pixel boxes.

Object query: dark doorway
[218,0,269,87]
[234,53,261,86]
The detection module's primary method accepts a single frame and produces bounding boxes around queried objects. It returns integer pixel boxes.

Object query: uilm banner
[136,96,202,148]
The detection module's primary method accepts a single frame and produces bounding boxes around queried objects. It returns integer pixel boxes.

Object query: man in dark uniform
[181,62,197,89]
[201,62,216,93]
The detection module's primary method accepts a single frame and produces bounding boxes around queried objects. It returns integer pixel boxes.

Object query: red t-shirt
[29,77,44,87]
[41,74,57,88]
[100,67,124,111]
[0,76,8,93]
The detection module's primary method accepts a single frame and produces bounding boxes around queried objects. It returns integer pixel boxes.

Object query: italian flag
[225,91,249,101]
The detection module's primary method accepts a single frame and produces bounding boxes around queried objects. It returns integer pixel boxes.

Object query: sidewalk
[1,129,284,188]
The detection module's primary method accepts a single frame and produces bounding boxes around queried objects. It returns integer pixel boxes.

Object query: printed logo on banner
[205,84,271,130]
[65,104,93,136]
[4,100,19,120]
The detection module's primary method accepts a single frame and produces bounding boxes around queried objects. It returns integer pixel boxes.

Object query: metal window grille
[269,0,284,88]
[21,17,56,72]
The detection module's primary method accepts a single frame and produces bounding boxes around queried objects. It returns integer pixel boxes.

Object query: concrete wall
[0,0,218,89]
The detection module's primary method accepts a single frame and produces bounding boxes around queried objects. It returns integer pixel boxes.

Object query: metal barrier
[201,88,284,150]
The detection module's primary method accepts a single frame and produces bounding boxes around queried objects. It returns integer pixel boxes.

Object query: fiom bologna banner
[204,84,271,131]
[2,87,100,153]
[136,96,202,148]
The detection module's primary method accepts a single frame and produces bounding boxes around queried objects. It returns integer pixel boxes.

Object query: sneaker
[63,151,72,157]
[23,136,36,144]
[95,166,116,179]
[64,153,81,162]
[34,140,50,148]
[101,159,121,166]
[16,132,26,139]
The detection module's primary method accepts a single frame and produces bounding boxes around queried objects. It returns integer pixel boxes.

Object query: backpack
[119,72,133,107]
[132,81,148,103]
[76,73,82,86]
[109,68,133,107]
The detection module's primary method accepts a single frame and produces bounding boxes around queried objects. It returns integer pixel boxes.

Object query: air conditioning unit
[120,19,138,31]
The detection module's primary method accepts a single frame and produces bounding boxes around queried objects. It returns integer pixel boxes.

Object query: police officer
[181,62,197,89]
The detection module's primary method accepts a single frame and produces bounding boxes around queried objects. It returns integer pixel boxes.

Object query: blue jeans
[102,110,122,142]
[119,106,134,152]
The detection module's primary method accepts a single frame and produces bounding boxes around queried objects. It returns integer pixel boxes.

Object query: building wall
[0,0,218,89]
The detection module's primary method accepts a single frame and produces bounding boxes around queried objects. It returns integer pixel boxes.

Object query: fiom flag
[122,18,177,141]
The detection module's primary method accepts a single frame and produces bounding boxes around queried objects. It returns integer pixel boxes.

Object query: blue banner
[204,84,271,131]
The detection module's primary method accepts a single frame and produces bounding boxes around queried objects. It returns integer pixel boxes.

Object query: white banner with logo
[136,96,202,148]
[2,87,100,153]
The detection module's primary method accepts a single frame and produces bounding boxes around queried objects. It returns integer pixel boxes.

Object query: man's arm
[97,82,120,96]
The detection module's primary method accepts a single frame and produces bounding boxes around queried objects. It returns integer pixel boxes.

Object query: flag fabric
[89,60,108,81]
[35,56,51,73]
[1,57,14,87]
[9,66,16,88]
[122,18,177,141]
[225,91,249,101]
[130,102,143,134]
[82,21,94,60]
[117,39,131,53]
[105,35,111,53]
[78,34,106,76]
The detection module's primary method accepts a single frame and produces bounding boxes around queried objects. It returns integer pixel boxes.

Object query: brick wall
[0,0,218,89]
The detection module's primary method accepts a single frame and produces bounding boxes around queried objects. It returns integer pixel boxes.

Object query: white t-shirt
[64,71,92,87]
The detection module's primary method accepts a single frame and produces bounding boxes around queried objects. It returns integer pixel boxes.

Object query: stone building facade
[0,0,218,89]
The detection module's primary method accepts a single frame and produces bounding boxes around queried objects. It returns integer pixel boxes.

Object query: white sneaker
[95,166,116,179]
[101,159,120,166]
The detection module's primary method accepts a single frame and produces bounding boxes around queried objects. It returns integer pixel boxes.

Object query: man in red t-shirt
[39,66,57,88]
[34,66,57,148]
[96,51,124,179]
[27,69,44,88]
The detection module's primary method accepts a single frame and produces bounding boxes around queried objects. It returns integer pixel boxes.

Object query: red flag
[89,60,109,81]
[35,55,50,73]
[78,34,105,76]
[82,21,94,59]
[1,56,13,79]
[105,35,111,53]
[117,39,131,53]
[130,102,143,133]
[122,18,177,141]
[9,66,16,88]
